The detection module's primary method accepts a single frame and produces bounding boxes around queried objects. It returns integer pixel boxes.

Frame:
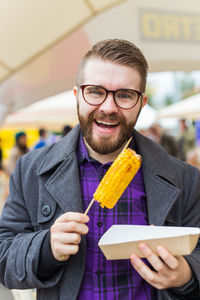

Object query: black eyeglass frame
[79,84,143,110]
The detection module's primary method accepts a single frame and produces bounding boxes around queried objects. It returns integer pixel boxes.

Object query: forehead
[82,58,142,91]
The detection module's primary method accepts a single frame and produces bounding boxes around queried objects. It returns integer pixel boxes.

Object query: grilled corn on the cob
[93,148,142,209]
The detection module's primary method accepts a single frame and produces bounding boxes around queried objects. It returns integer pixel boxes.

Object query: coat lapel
[37,125,83,213]
[45,152,83,213]
[142,163,180,225]
[133,129,181,226]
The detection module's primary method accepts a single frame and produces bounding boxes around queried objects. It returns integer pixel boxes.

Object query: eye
[119,93,131,99]
[116,90,138,101]
[116,91,132,100]
[85,86,105,97]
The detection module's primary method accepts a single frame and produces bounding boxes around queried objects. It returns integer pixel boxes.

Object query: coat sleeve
[0,158,64,289]
[163,165,200,299]
[181,166,200,297]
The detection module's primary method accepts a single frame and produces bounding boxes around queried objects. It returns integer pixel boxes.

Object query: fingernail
[157,246,164,254]
[139,243,146,250]
[85,215,89,222]
[131,254,138,262]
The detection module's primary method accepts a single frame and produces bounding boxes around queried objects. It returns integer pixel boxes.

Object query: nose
[98,91,118,113]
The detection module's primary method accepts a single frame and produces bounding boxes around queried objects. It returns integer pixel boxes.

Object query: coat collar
[132,129,177,183]
[37,125,81,176]
[38,126,176,182]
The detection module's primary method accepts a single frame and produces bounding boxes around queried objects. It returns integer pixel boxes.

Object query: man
[34,128,47,149]
[177,119,196,161]
[148,123,179,158]
[6,131,29,176]
[0,138,3,171]
[62,125,72,137]
[0,39,199,300]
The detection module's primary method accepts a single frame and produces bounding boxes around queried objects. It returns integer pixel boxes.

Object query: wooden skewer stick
[122,136,132,152]
[84,198,95,215]
[84,136,133,215]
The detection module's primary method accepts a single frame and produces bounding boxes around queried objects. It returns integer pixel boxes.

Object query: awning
[157,93,200,120]
[2,90,78,130]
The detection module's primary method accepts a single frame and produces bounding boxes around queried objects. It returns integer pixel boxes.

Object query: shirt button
[99,174,104,181]
[97,221,103,227]
[96,270,101,276]
[41,205,51,217]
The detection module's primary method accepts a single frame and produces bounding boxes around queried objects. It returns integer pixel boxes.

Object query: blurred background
[0,0,200,299]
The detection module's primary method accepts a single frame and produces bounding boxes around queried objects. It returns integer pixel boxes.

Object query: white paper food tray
[98,225,200,260]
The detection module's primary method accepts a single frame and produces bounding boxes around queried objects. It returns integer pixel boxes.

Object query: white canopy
[135,104,157,130]
[157,93,200,120]
[2,90,78,130]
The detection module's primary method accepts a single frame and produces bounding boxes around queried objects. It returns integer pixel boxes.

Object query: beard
[17,143,29,154]
[77,102,142,154]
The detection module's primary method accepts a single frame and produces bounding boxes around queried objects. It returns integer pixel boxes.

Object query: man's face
[18,135,27,146]
[74,58,147,154]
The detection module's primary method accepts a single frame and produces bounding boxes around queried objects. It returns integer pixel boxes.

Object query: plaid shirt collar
[77,132,135,166]
[77,133,97,165]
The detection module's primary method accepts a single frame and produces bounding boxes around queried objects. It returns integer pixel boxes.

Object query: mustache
[93,111,122,123]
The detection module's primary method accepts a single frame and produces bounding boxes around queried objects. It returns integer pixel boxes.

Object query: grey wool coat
[0,125,200,300]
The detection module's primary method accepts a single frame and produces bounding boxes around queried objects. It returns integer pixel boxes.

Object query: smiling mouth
[95,120,119,128]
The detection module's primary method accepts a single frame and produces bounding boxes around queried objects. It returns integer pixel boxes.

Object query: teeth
[97,120,118,126]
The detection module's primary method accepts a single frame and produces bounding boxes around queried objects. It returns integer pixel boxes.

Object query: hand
[130,243,192,289]
[50,212,89,261]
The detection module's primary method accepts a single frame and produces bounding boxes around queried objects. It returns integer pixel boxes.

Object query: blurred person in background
[6,131,29,176]
[0,39,199,300]
[186,148,200,169]
[34,128,48,149]
[62,125,72,137]
[0,138,3,171]
[177,119,195,160]
[148,123,179,158]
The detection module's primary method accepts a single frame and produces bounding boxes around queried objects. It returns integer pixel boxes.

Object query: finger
[52,222,89,235]
[56,212,89,224]
[52,232,81,245]
[53,243,79,260]
[130,254,156,282]
[61,244,79,256]
[139,243,165,272]
[157,246,178,269]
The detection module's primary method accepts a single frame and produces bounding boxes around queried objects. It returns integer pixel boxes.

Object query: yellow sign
[140,10,200,42]
[0,128,39,159]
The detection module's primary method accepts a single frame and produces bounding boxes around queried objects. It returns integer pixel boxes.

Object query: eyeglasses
[80,85,143,109]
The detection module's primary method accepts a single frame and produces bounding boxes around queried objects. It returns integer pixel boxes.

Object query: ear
[73,86,78,98]
[142,94,148,108]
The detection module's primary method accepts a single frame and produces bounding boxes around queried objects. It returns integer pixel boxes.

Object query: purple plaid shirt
[77,136,156,300]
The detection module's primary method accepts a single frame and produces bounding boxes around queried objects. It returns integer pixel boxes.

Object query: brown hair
[76,39,148,92]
